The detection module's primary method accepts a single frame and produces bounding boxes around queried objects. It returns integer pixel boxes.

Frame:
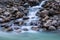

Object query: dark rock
[14,27,20,30]
[14,21,23,26]
[22,28,28,31]
[27,0,40,6]
[23,16,29,20]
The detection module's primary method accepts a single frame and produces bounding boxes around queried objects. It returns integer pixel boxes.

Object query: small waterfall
[20,1,46,33]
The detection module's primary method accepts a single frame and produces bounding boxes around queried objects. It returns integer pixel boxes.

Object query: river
[0,0,60,40]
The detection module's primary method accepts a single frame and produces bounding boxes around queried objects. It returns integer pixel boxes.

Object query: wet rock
[14,21,24,26]
[55,0,60,2]
[14,27,21,33]
[23,16,29,20]
[18,6,26,12]
[43,19,52,27]
[23,3,29,8]
[57,26,60,30]
[0,8,3,13]
[13,26,21,32]
[49,26,56,31]
[5,27,13,32]
[14,27,20,30]
[23,9,29,16]
[1,25,13,32]
[39,9,49,18]
[18,6,28,16]
[48,8,56,16]
[28,0,40,6]
[22,28,28,31]
[16,11,24,18]
[15,29,21,33]
[30,20,39,26]
[0,18,4,23]
[31,26,40,31]
[11,11,24,20]
[42,16,49,21]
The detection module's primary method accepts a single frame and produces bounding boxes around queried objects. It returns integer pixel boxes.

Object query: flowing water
[0,0,60,40]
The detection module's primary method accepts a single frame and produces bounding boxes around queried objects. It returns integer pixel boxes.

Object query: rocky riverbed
[0,0,60,33]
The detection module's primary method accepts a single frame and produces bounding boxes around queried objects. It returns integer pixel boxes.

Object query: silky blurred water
[0,32,60,40]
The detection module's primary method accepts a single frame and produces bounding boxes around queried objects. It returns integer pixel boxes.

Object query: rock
[42,16,49,21]
[44,19,52,27]
[57,26,60,30]
[0,18,4,23]
[16,11,24,18]
[22,28,28,31]
[13,26,21,33]
[30,20,38,26]
[0,8,3,13]
[28,0,40,6]
[18,6,28,15]
[23,3,29,8]
[14,29,21,33]
[15,29,21,33]
[55,0,60,2]
[1,25,13,32]
[51,20,57,25]
[14,27,20,30]
[31,26,40,31]
[3,11,11,17]
[48,8,56,16]
[18,6,25,12]
[5,27,13,32]
[23,16,29,20]
[40,9,49,18]
[49,26,56,31]
[14,21,23,26]
[11,11,24,20]
[12,7,18,11]
[23,9,29,16]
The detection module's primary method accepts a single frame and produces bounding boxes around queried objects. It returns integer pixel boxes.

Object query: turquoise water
[0,32,60,40]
